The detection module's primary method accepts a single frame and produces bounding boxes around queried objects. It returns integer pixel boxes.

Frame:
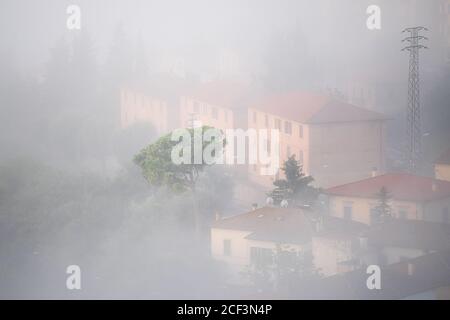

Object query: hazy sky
[0,1,441,69]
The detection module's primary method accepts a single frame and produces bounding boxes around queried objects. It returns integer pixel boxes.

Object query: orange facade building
[120,81,387,189]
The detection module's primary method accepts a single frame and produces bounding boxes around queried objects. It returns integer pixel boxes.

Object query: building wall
[435,163,450,181]
[120,88,169,136]
[423,196,450,224]
[308,121,385,188]
[328,195,422,225]
[210,227,308,279]
[329,194,450,225]
[210,228,253,268]
[312,236,354,277]
[243,109,386,190]
[121,86,386,191]
[246,108,310,187]
[179,96,234,131]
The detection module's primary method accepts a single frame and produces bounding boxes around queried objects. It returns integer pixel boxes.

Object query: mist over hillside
[1,0,450,299]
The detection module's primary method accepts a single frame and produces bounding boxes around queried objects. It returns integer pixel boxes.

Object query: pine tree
[268,155,318,207]
[373,186,393,223]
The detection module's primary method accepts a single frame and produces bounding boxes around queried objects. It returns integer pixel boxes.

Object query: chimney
[215,211,221,221]
[407,263,415,276]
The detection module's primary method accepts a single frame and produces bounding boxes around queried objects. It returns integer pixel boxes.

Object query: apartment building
[248,91,386,188]
[435,149,450,181]
[210,206,450,283]
[121,80,387,189]
[120,87,172,136]
[211,206,370,279]
[326,173,450,225]
[178,81,250,131]
[119,75,196,136]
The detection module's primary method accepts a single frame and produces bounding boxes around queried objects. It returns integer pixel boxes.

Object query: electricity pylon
[401,26,428,173]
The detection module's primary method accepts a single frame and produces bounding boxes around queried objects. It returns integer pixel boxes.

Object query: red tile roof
[250,91,386,124]
[211,207,369,244]
[188,84,386,124]
[212,207,313,245]
[326,173,450,202]
[436,148,450,165]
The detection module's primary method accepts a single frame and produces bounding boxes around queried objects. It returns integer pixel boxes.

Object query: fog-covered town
[1,0,450,300]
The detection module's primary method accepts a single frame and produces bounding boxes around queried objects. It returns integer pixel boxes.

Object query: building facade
[120,82,387,189]
[435,149,450,181]
[326,173,450,225]
[247,92,386,188]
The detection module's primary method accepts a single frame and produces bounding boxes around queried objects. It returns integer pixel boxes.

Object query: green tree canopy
[134,126,226,235]
[133,126,225,193]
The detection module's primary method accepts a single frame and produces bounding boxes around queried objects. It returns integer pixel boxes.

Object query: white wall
[312,236,353,277]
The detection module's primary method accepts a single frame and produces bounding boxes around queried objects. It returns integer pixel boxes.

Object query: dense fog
[0,0,449,299]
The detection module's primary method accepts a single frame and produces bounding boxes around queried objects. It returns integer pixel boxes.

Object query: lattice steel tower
[401,26,428,173]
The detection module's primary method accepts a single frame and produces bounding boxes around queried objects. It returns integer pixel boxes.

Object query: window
[275,119,281,130]
[212,107,218,119]
[224,110,228,122]
[250,247,273,267]
[343,202,353,220]
[299,125,304,138]
[443,207,449,224]
[202,104,208,115]
[223,239,231,256]
[266,139,271,153]
[253,111,257,123]
[284,121,292,135]
[286,146,291,158]
[265,114,269,127]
